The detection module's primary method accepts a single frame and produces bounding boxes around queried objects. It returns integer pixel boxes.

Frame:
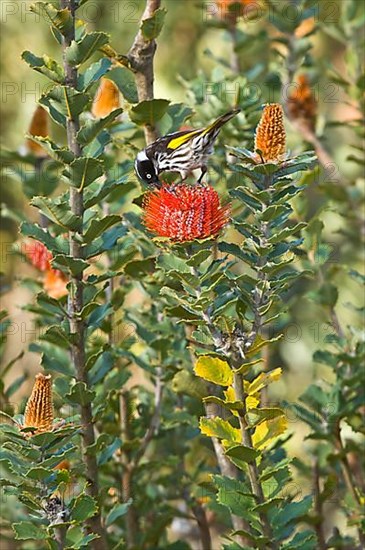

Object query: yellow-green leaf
[247,368,282,395]
[199,417,240,443]
[252,415,287,450]
[195,355,233,386]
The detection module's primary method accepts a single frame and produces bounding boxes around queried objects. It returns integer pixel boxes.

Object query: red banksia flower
[26,105,49,157]
[254,103,286,162]
[143,184,230,242]
[23,373,54,434]
[24,240,68,299]
[287,75,317,132]
[24,240,52,272]
[92,78,121,118]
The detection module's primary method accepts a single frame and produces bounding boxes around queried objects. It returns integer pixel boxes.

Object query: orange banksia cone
[143,184,230,242]
[254,103,286,162]
[23,373,54,434]
[26,105,49,157]
[287,75,317,132]
[92,78,121,118]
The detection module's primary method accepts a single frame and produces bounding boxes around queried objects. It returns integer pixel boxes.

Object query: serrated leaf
[141,8,167,40]
[31,196,81,230]
[66,382,95,405]
[77,108,123,144]
[247,368,282,395]
[78,58,112,90]
[199,417,240,443]
[246,408,285,427]
[30,2,72,35]
[130,99,170,126]
[65,32,109,66]
[84,215,122,243]
[69,157,103,189]
[20,223,69,255]
[13,521,47,540]
[71,494,98,522]
[252,416,288,450]
[39,86,90,127]
[25,136,74,164]
[194,355,233,386]
[22,51,64,83]
[225,444,259,463]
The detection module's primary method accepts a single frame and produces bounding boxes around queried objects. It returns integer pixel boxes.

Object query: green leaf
[13,521,47,540]
[39,86,90,127]
[194,355,233,386]
[66,382,95,405]
[77,109,122,144]
[246,408,285,427]
[20,223,69,256]
[65,32,109,66]
[172,370,206,399]
[31,196,81,231]
[199,417,240,443]
[225,444,259,463]
[141,8,167,40]
[71,494,98,522]
[69,157,103,189]
[52,255,88,276]
[107,67,139,104]
[78,58,112,90]
[130,99,170,126]
[84,215,122,243]
[106,500,132,527]
[213,475,256,519]
[25,136,74,164]
[30,2,72,35]
[22,51,64,83]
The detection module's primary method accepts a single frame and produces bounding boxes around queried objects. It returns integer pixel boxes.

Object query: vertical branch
[127,0,161,144]
[59,0,106,547]
[119,391,138,548]
[313,460,326,550]
[232,371,275,546]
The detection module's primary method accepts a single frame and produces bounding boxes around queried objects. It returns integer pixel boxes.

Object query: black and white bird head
[135,151,161,187]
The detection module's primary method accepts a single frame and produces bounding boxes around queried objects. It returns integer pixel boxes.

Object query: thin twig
[127,0,161,144]
[60,1,106,547]
[335,421,365,547]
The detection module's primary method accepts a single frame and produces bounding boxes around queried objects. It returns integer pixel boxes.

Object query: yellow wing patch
[167,129,202,150]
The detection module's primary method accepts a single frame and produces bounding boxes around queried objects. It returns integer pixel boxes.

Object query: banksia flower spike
[287,75,317,132]
[143,184,230,242]
[26,105,49,157]
[23,373,54,434]
[254,103,286,163]
[92,78,121,118]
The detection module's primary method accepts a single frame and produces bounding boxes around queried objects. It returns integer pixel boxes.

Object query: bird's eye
[146,174,152,179]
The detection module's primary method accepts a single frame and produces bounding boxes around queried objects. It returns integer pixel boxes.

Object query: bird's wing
[165,128,203,150]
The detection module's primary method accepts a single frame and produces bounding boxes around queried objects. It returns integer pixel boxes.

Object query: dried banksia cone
[254,103,286,162]
[143,184,230,242]
[287,75,317,132]
[26,105,49,157]
[24,373,54,433]
[92,78,120,118]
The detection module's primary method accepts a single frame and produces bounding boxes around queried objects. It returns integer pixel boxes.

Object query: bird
[135,108,241,187]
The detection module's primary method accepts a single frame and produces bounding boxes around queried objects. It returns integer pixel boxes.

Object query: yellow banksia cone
[26,105,49,157]
[92,78,120,118]
[24,373,54,434]
[254,103,286,162]
[287,75,317,132]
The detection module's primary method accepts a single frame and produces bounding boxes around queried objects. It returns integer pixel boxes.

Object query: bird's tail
[203,108,241,136]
